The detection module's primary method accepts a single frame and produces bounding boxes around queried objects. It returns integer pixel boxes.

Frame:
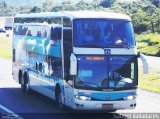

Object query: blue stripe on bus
[78,91,136,101]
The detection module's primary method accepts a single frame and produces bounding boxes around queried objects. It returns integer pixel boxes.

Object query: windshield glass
[73,19,135,48]
[108,56,138,89]
[76,56,108,89]
[75,55,138,90]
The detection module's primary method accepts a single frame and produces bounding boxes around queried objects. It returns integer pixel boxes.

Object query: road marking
[0,104,23,119]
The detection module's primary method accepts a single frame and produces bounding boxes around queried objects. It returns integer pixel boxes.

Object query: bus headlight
[123,95,136,100]
[75,95,91,100]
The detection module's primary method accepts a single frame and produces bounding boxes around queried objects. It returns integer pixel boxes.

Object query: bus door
[64,77,74,107]
[63,17,74,107]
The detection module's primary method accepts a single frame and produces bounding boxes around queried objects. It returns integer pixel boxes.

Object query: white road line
[0,104,24,119]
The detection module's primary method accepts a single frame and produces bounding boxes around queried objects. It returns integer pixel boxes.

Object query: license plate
[102,104,113,109]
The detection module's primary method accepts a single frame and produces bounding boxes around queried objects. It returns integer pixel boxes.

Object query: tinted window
[63,18,72,44]
[47,56,62,78]
[63,28,72,44]
[26,25,49,38]
[73,19,135,48]
[63,18,72,27]
[14,18,48,23]
[48,18,62,25]
[75,55,138,90]
[14,25,28,35]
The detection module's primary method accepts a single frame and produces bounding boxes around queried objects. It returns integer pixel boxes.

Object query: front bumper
[73,98,136,111]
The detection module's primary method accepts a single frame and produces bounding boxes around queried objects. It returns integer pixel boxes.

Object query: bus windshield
[73,19,135,48]
[75,55,138,90]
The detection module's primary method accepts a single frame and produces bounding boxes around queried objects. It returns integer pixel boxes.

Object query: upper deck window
[73,19,135,48]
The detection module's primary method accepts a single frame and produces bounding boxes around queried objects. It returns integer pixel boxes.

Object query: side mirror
[70,53,77,75]
[139,53,149,74]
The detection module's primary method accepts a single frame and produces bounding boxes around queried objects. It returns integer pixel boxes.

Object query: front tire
[56,89,65,109]
[107,109,117,113]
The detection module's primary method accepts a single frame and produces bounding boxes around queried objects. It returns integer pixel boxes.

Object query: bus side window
[63,18,72,27]
[50,26,62,45]
[42,29,47,38]
[13,26,17,35]
[36,62,38,71]
[39,63,42,72]
[51,27,62,39]
[27,30,32,36]
[37,31,42,37]
[63,28,72,44]
[48,17,62,25]
[48,56,62,78]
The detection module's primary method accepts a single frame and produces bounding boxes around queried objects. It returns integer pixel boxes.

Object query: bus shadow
[0,88,128,119]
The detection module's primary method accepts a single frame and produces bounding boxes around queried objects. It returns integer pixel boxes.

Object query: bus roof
[15,11,131,21]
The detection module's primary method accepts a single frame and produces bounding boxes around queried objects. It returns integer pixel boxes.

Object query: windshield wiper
[109,44,130,49]
[77,81,100,88]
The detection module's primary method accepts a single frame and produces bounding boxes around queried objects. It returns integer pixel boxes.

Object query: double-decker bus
[12,11,148,111]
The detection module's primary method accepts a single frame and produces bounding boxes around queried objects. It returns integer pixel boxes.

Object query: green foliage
[139,66,160,93]
[100,0,115,8]
[0,0,159,34]
[30,6,43,13]
[136,34,160,56]
[0,36,12,59]
[136,33,160,45]
[108,0,160,34]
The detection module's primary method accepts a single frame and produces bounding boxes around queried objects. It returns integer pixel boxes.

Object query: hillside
[0,0,44,6]
[0,0,159,34]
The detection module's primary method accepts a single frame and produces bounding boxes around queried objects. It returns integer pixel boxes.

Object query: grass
[0,35,12,59]
[136,33,160,56]
[134,33,160,93]
[138,44,160,56]
[139,66,160,93]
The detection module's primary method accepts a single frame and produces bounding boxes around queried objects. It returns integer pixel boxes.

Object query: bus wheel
[56,89,65,109]
[21,74,31,94]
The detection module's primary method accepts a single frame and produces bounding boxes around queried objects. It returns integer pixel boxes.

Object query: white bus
[12,11,148,111]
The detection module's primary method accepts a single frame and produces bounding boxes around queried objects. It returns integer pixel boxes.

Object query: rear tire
[21,74,31,94]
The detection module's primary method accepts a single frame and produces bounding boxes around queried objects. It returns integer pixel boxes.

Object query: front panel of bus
[69,18,138,110]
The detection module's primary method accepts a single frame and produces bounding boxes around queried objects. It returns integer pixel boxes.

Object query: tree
[76,1,94,10]
[100,0,115,8]
[3,1,7,8]
[43,0,56,12]
[151,0,160,7]
[30,6,42,13]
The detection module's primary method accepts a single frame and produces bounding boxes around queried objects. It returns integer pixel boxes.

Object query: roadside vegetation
[136,33,160,56]
[139,66,160,93]
[0,35,12,59]
[0,0,160,34]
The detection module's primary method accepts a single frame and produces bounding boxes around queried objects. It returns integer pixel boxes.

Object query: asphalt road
[0,58,160,119]
[146,56,160,69]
